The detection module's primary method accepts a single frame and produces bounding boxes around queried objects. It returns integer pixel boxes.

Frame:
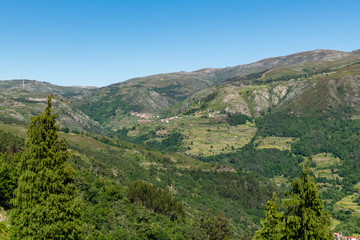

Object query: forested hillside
[0,105,279,239]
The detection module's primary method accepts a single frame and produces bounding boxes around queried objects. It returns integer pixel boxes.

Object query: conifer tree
[254,165,332,240]
[10,96,82,239]
[253,192,285,240]
[283,165,332,240]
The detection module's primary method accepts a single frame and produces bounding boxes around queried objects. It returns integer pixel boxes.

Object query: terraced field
[335,195,360,214]
[182,120,256,156]
[311,153,341,180]
[254,136,295,151]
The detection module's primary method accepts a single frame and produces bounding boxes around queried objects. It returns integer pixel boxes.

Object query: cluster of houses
[131,111,180,123]
[131,112,157,120]
[334,233,360,240]
[133,110,224,124]
[159,116,179,123]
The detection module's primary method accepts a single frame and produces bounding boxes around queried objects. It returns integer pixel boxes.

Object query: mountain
[1,49,359,135]
[76,49,355,130]
[173,50,360,118]
[0,79,96,98]
[0,80,105,134]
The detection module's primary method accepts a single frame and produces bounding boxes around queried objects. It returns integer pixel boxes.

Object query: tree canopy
[254,165,332,240]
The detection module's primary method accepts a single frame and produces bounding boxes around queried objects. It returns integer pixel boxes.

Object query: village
[131,111,181,124]
[334,233,360,240]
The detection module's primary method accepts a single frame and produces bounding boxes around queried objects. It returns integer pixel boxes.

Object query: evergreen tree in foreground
[254,165,332,240]
[10,96,82,239]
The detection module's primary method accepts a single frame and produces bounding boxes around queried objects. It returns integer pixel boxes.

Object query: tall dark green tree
[254,165,332,240]
[283,165,332,240]
[253,192,285,240]
[10,96,82,239]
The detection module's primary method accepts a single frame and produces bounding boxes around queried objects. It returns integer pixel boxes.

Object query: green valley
[2,49,360,238]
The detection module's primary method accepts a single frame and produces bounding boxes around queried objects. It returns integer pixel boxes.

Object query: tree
[283,165,332,240]
[254,165,332,240]
[0,153,20,209]
[10,96,82,239]
[253,192,285,240]
[0,130,23,209]
[199,209,233,240]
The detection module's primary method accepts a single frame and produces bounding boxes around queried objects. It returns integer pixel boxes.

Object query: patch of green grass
[254,136,295,151]
[351,115,360,120]
[64,133,111,150]
[0,123,27,138]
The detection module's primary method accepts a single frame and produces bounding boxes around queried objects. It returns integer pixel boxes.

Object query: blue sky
[0,0,359,87]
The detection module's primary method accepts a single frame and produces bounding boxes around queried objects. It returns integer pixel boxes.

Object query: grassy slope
[0,123,280,237]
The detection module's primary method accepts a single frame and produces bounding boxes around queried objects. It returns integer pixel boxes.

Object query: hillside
[0,80,105,134]
[77,49,353,130]
[0,79,96,98]
[0,122,281,238]
[171,51,360,118]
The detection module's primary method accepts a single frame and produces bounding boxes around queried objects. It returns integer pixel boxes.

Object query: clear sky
[0,0,359,87]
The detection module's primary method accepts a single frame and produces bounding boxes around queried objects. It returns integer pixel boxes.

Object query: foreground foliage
[254,166,332,240]
[0,98,236,239]
[10,96,82,239]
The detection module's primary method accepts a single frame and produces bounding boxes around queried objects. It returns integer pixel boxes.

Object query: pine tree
[10,96,82,239]
[283,165,332,240]
[254,165,332,240]
[253,192,285,240]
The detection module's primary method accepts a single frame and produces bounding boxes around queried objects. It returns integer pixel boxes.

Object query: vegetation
[201,146,303,179]
[0,154,19,210]
[253,193,284,240]
[2,50,360,237]
[226,113,252,126]
[196,209,233,240]
[128,180,185,221]
[10,96,82,239]
[0,130,23,209]
[254,166,332,239]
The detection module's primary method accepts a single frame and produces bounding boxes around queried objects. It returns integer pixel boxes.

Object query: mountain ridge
[76,48,358,130]
[1,48,359,132]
